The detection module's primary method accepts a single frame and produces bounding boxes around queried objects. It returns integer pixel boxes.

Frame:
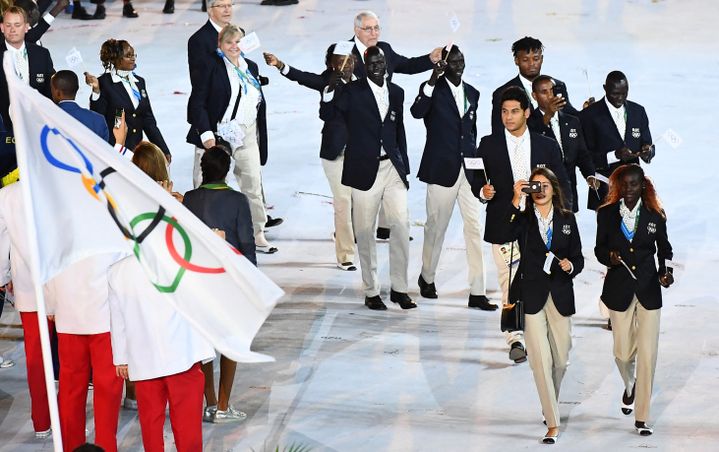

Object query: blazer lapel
[361,79,382,121]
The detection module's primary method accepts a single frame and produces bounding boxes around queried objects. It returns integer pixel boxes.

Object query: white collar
[539,109,559,122]
[604,97,625,115]
[58,100,76,105]
[353,37,368,61]
[209,19,224,33]
[111,70,138,84]
[620,199,641,217]
[504,126,530,144]
[4,41,26,53]
[518,74,534,92]
[223,54,248,71]
[446,78,463,91]
[367,77,387,92]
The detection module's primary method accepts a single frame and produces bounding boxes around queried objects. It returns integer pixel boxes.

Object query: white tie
[550,116,564,159]
[613,109,626,140]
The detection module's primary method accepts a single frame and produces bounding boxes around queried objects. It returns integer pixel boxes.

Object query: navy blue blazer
[183,186,257,266]
[59,101,109,141]
[0,41,55,132]
[90,72,171,156]
[282,66,347,161]
[351,39,433,82]
[506,205,584,316]
[476,131,571,244]
[320,79,408,191]
[490,75,577,135]
[528,109,595,212]
[595,203,671,311]
[579,98,652,210]
[187,20,218,88]
[186,54,269,165]
[411,78,480,187]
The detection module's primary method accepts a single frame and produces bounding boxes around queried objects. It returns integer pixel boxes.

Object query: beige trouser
[608,296,660,422]
[524,295,572,428]
[421,172,486,295]
[321,155,355,264]
[491,244,524,345]
[352,160,409,297]
[193,123,267,240]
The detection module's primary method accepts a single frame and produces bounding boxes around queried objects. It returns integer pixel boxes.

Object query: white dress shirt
[108,257,215,382]
[4,41,29,85]
[539,109,564,158]
[605,97,627,140]
[353,37,368,63]
[221,56,261,126]
[519,74,538,109]
[619,199,642,234]
[367,77,389,120]
[505,127,532,210]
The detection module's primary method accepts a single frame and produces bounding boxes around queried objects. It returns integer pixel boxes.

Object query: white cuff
[422,83,435,97]
[280,64,290,76]
[567,261,574,274]
[200,131,215,145]
[114,143,133,159]
[44,13,55,24]
[90,91,101,101]
[606,150,620,164]
[321,87,334,103]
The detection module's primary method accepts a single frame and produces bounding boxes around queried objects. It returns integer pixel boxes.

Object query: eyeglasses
[359,25,381,33]
[123,53,137,59]
[211,3,234,9]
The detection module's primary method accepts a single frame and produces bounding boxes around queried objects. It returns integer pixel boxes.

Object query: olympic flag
[6,57,283,364]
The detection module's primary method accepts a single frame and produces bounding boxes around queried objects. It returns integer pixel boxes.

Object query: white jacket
[0,183,41,312]
[45,253,125,335]
[108,256,215,381]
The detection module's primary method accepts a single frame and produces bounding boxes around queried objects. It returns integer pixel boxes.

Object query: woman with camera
[595,163,673,436]
[85,39,171,162]
[507,167,584,444]
[187,24,276,254]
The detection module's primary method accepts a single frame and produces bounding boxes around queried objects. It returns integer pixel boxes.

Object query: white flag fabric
[6,57,283,363]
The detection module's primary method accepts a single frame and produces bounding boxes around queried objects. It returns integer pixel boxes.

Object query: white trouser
[321,155,355,264]
[524,295,572,428]
[421,172,486,295]
[609,296,660,423]
[491,243,524,345]
[193,123,267,240]
[352,160,409,297]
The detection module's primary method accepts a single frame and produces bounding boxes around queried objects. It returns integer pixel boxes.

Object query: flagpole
[5,55,64,452]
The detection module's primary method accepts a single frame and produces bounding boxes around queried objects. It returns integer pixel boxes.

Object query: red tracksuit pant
[57,332,123,452]
[19,312,54,432]
[135,363,205,452]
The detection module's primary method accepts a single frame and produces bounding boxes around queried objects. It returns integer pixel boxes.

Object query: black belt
[379,154,390,161]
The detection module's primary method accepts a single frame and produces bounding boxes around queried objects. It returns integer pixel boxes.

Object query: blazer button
[461,135,464,139]
[460,152,463,157]
[132,129,137,133]
[629,247,634,252]
[132,113,137,118]
[631,265,636,270]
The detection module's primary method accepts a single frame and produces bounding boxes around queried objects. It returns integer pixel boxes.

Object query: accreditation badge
[498,241,521,268]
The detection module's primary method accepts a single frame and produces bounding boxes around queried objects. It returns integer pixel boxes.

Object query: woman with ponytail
[595,163,674,436]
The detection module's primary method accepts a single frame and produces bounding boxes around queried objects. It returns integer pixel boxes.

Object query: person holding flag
[410,44,492,310]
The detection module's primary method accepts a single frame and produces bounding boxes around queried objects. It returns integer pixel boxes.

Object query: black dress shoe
[390,290,417,310]
[123,2,139,17]
[92,4,106,19]
[364,295,387,311]
[376,227,390,240]
[418,275,437,299]
[509,341,527,363]
[621,385,635,415]
[163,0,174,13]
[265,215,283,228]
[72,6,94,19]
[468,294,498,311]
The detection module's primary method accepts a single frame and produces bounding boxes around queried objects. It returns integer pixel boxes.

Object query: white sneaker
[337,261,357,271]
[212,405,247,423]
[35,428,51,439]
[255,234,278,254]
[0,356,15,368]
